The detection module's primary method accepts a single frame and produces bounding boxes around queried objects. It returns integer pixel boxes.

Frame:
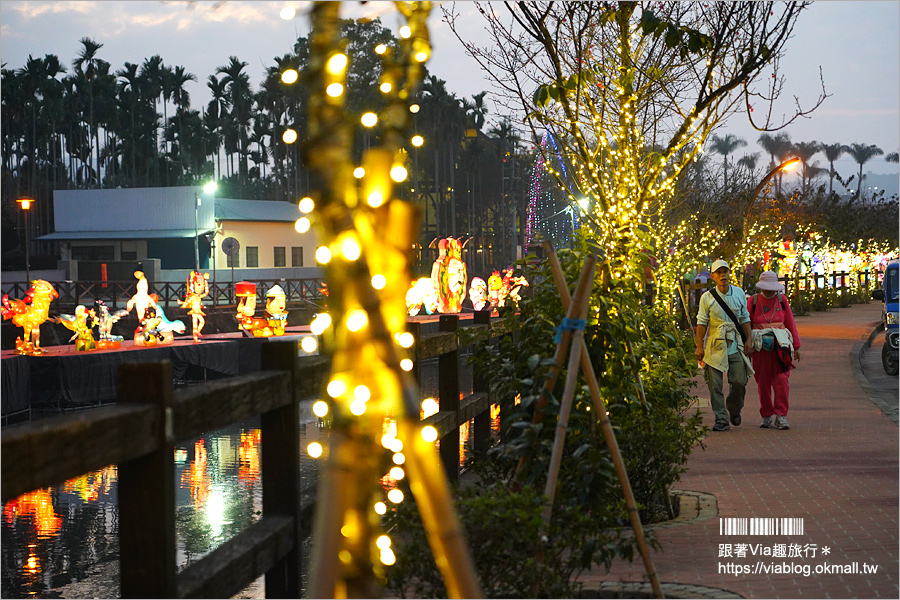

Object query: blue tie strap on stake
[554,317,586,344]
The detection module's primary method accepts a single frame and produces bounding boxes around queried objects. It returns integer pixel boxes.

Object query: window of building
[274,246,286,267]
[227,252,240,268]
[291,247,303,267]
[121,251,138,261]
[247,246,259,268]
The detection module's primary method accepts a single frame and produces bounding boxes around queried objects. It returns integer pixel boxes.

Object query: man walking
[695,259,754,431]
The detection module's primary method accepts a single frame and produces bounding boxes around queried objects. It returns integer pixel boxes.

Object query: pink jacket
[747,293,801,349]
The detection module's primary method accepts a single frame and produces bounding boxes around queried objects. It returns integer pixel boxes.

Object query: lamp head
[203,181,217,194]
[16,197,33,210]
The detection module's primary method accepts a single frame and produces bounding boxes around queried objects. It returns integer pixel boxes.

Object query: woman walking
[747,271,801,429]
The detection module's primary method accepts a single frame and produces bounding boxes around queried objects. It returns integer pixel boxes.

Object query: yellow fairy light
[283,129,298,144]
[389,438,403,453]
[341,236,361,261]
[354,385,371,402]
[301,336,318,353]
[315,246,332,264]
[371,274,386,289]
[298,196,315,213]
[367,192,384,208]
[409,104,420,113]
[376,535,392,550]
[389,466,404,480]
[313,400,329,417]
[380,82,392,93]
[361,112,378,127]
[353,166,365,178]
[326,83,344,97]
[411,135,424,147]
[374,502,387,515]
[399,25,411,38]
[307,442,323,458]
[375,44,387,54]
[421,425,438,443]
[350,400,367,415]
[400,358,413,371]
[421,398,438,417]
[381,434,395,449]
[346,309,368,332]
[397,332,414,348]
[380,548,396,565]
[281,69,299,84]
[327,379,346,398]
[392,452,405,465]
[310,312,332,335]
[390,165,408,182]
[295,217,311,233]
[387,489,404,503]
[414,51,429,63]
[326,53,348,74]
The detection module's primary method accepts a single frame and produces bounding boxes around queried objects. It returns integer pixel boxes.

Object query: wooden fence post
[117,361,177,598]
[260,340,302,598]
[438,314,460,483]
[472,309,492,455]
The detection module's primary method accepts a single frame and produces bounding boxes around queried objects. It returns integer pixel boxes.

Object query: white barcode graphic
[719,518,804,536]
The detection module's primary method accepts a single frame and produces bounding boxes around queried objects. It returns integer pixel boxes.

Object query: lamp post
[743,157,801,234]
[16,197,34,284]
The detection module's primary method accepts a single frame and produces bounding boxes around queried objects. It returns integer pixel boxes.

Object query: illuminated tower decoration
[292,3,481,598]
[524,131,583,248]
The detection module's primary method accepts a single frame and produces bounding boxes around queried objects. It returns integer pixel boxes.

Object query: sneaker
[760,416,774,429]
[712,422,731,432]
[774,415,790,430]
[730,413,742,426]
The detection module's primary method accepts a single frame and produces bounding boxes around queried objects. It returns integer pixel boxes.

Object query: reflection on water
[1,413,323,599]
[1,389,495,598]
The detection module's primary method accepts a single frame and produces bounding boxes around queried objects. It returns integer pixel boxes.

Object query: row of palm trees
[708,132,898,200]
[1,25,535,273]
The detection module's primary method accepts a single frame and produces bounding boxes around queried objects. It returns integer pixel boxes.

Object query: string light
[313,401,329,417]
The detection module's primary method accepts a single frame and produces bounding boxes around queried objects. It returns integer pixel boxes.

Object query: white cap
[710,259,730,272]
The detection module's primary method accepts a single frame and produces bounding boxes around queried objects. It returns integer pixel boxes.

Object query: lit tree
[447,1,826,293]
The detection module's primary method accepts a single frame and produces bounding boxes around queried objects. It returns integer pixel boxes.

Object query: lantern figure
[468,277,487,311]
[1,279,57,355]
[487,270,504,309]
[432,237,467,313]
[126,271,184,345]
[92,300,127,348]
[235,281,288,337]
[54,305,98,351]
[180,271,210,342]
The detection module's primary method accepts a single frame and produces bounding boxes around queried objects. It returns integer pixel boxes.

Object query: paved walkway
[582,301,899,599]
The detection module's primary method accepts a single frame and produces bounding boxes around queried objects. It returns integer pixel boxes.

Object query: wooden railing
[0,278,327,310]
[1,311,508,597]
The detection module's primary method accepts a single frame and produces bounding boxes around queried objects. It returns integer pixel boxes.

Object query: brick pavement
[580,302,899,599]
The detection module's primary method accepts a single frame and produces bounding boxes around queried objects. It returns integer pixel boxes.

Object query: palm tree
[886,152,899,163]
[205,74,229,181]
[709,133,747,188]
[72,37,107,187]
[139,55,164,185]
[821,143,844,197]
[791,141,820,195]
[216,56,252,195]
[170,65,198,178]
[116,62,141,186]
[737,152,760,172]
[842,143,884,200]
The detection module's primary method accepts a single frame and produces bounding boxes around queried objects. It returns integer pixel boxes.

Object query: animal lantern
[1,280,58,355]
[126,271,185,346]
[235,281,288,337]
[92,300,128,348]
[180,271,210,342]
[405,277,439,316]
[502,268,529,309]
[487,270,505,309]
[432,237,467,313]
[468,277,488,311]
[55,305,98,352]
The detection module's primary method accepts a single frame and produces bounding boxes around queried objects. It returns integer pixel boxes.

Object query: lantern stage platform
[0,326,313,424]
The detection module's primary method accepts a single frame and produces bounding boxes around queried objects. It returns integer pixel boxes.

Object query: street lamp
[744,157,801,232]
[16,197,34,284]
[194,182,217,271]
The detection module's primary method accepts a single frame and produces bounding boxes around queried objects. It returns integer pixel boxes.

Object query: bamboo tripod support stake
[539,241,663,600]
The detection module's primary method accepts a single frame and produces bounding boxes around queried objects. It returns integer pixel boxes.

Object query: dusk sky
[2,1,898,187]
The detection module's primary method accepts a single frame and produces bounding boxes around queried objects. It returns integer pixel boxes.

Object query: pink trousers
[751,350,790,417]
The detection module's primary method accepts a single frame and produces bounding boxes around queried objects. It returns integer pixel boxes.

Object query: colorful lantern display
[432,237,467,313]
[405,277,439,316]
[126,271,184,345]
[487,270,504,309]
[234,281,287,337]
[468,277,487,311]
[180,271,210,342]
[92,300,127,349]
[55,305,98,351]
[1,279,58,355]
[502,268,529,308]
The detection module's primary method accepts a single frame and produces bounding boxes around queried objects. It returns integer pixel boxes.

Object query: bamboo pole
[539,261,595,528]
[510,255,598,486]
[542,241,662,599]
